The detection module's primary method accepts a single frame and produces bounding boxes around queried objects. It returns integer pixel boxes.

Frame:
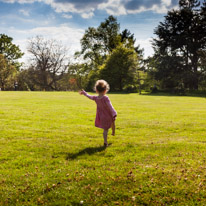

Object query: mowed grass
[0,92,206,206]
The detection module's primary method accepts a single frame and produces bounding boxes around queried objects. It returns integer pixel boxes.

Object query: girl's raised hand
[79,89,84,95]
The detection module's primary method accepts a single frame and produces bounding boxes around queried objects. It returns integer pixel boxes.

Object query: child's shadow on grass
[66,144,111,160]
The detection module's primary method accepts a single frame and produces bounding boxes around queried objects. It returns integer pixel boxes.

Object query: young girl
[79,80,117,147]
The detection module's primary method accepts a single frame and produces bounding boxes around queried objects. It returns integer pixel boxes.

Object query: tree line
[0,0,206,93]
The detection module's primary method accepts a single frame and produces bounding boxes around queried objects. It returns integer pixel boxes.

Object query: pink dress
[82,91,117,130]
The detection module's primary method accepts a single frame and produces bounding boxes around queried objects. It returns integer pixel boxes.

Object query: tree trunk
[0,80,5,91]
[192,54,199,90]
[193,69,199,90]
[119,78,122,91]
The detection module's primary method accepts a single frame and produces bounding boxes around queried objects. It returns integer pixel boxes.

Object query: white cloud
[126,4,167,14]
[104,0,177,15]
[0,0,179,17]
[162,0,171,7]
[99,0,127,15]
[44,0,99,19]
[62,14,72,19]
[29,25,84,43]
[19,9,30,16]
[81,12,94,19]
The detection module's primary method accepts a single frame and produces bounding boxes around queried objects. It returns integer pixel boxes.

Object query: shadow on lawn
[66,144,111,160]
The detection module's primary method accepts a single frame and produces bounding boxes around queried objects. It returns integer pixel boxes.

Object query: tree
[100,44,138,91]
[152,0,206,90]
[27,36,69,91]
[66,63,87,90]
[78,15,121,69]
[198,50,206,90]
[121,29,145,68]
[76,16,143,91]
[0,34,24,69]
[79,17,143,67]
[17,66,39,91]
[98,15,120,53]
[0,54,17,90]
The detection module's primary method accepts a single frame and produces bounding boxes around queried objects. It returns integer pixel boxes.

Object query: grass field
[0,92,206,205]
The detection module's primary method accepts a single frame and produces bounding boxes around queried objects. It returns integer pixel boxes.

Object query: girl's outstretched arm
[79,90,96,100]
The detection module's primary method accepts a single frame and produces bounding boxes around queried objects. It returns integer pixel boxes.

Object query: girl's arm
[79,90,96,101]
[105,96,117,119]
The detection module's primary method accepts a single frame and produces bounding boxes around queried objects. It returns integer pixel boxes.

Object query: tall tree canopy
[0,54,16,90]
[0,34,24,68]
[152,0,206,90]
[100,44,138,91]
[0,34,23,90]
[77,15,143,91]
[78,15,120,68]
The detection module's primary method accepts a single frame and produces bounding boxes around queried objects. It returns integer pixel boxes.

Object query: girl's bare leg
[111,121,115,136]
[103,129,108,146]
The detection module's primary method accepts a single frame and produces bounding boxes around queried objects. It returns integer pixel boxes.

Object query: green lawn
[0,92,206,205]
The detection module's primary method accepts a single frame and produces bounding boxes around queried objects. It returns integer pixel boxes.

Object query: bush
[123,85,138,93]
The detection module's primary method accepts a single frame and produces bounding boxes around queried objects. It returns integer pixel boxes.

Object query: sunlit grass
[0,91,206,205]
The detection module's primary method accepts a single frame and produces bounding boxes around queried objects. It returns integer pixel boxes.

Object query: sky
[0,0,180,62]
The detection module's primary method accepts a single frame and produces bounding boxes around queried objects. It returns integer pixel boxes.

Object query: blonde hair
[94,80,110,93]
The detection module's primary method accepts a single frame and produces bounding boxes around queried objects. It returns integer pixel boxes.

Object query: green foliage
[100,44,138,91]
[143,57,160,92]
[77,16,143,91]
[152,0,206,90]
[17,67,37,91]
[68,63,91,90]
[0,92,206,205]
[0,35,22,90]
[151,55,184,89]
[0,54,17,90]
[85,70,100,91]
[79,16,120,68]
[0,34,24,69]
[97,15,120,53]
[198,51,206,90]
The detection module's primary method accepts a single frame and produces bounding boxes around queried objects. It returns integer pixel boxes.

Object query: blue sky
[0,0,179,62]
